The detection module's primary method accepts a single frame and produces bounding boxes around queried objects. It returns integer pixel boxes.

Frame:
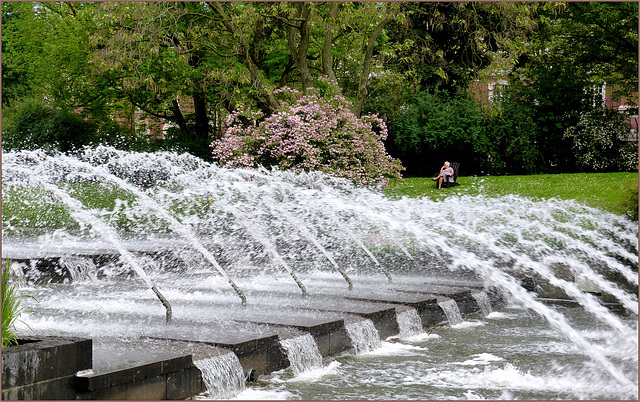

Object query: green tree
[388,90,483,176]
[564,107,638,172]
[544,2,638,104]
[1,2,46,105]
[384,2,538,94]
[504,1,638,172]
[477,87,543,175]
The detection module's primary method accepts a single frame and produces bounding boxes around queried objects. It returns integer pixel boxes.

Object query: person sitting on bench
[432,161,454,189]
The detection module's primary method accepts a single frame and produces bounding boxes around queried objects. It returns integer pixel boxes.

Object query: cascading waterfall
[279,334,324,375]
[471,292,492,316]
[61,256,97,282]
[396,309,424,338]
[193,353,246,400]
[345,319,382,354]
[437,299,464,326]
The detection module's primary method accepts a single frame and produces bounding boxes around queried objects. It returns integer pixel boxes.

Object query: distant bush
[388,90,482,175]
[211,80,403,187]
[478,96,544,175]
[563,107,638,172]
[2,99,97,152]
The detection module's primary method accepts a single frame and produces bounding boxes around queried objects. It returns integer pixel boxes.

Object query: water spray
[60,155,248,306]
[25,165,174,324]
[223,202,308,297]
[280,210,353,290]
[399,214,637,390]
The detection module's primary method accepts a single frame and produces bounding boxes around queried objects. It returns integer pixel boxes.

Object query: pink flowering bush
[212,81,403,187]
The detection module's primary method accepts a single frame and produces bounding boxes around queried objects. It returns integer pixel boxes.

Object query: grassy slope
[385,172,639,217]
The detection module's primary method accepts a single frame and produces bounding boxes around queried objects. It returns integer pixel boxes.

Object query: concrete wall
[75,354,204,400]
[2,336,92,400]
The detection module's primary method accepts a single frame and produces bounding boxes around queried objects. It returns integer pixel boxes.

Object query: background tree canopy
[2,1,637,180]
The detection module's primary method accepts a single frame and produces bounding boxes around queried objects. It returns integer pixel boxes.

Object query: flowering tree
[211,82,403,186]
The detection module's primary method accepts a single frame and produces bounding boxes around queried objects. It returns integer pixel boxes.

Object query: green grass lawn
[385,172,639,218]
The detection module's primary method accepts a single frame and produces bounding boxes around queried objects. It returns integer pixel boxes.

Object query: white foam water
[345,319,382,355]
[395,309,424,339]
[279,334,323,376]
[438,299,464,326]
[61,256,97,282]
[472,292,492,316]
[193,353,246,400]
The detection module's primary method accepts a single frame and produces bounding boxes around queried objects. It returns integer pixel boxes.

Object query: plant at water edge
[2,259,34,348]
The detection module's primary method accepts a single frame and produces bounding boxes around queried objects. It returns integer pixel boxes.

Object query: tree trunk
[193,91,209,141]
[353,16,392,117]
[287,2,313,92]
[169,99,189,132]
[321,2,339,82]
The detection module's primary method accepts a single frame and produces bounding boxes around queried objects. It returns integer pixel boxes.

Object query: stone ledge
[75,354,194,392]
[2,336,92,389]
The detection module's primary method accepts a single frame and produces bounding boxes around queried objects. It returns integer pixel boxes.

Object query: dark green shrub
[478,92,544,175]
[563,107,638,172]
[2,99,97,152]
[388,90,482,175]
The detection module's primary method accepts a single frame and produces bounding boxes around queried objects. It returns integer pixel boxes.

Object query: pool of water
[238,305,638,400]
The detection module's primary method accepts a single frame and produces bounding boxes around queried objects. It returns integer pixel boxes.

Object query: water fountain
[2,146,637,400]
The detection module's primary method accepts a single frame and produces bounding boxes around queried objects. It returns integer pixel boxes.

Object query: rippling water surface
[239,305,637,400]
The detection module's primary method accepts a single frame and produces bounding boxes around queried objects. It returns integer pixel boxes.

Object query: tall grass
[2,260,33,347]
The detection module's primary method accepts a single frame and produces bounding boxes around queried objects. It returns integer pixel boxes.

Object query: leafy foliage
[2,260,33,348]
[564,108,638,172]
[388,90,482,175]
[475,85,543,175]
[545,2,638,104]
[385,2,538,94]
[1,1,636,176]
[2,99,99,152]
[212,80,403,186]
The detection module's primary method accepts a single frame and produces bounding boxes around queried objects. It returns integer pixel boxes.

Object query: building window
[488,80,508,104]
[590,83,606,107]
